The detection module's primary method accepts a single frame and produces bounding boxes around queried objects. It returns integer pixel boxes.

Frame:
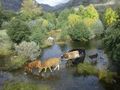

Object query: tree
[7,18,31,43]
[68,22,91,41]
[104,7,118,26]
[103,7,120,63]
[68,14,82,26]
[30,20,47,46]
[83,4,99,21]
[20,0,42,20]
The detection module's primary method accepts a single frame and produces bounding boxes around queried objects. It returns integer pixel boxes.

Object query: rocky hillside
[0,0,115,12]
[0,0,22,11]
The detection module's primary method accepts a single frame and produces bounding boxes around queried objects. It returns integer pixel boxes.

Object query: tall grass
[3,82,51,90]
[77,63,116,83]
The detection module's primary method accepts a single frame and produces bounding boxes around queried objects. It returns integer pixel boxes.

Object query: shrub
[98,70,116,83]
[0,30,12,56]
[83,4,99,21]
[7,18,31,44]
[77,63,116,83]
[6,55,27,70]
[30,21,47,46]
[14,41,41,61]
[68,22,92,41]
[68,14,82,26]
[90,19,104,36]
[77,63,98,75]
[103,27,120,62]
[3,82,51,90]
[104,7,118,26]
[20,0,42,21]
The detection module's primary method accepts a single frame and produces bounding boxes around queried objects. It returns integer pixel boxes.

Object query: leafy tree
[7,18,31,43]
[30,20,47,46]
[104,7,118,26]
[68,14,82,26]
[81,4,99,21]
[103,7,120,63]
[0,7,16,28]
[42,19,49,27]
[57,9,71,28]
[20,0,42,20]
[68,22,91,41]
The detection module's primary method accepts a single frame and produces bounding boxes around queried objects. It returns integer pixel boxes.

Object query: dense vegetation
[103,7,120,63]
[0,0,120,89]
[3,82,51,90]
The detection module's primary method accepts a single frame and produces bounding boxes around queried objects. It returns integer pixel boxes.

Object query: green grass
[77,63,116,83]
[3,82,51,90]
[77,63,98,75]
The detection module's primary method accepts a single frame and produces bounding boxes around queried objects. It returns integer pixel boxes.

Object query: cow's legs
[54,64,59,71]
[49,67,52,72]
[44,68,47,72]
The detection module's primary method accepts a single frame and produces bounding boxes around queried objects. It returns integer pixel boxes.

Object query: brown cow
[24,60,41,73]
[40,58,60,72]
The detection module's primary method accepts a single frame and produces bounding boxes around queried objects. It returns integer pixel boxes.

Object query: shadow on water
[0,39,114,90]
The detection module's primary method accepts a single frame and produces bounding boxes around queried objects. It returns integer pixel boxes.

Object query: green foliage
[103,27,120,62]
[20,0,42,20]
[77,63,116,83]
[3,82,51,90]
[114,7,120,28]
[30,20,47,46]
[60,29,69,41]
[77,4,99,21]
[104,7,118,26]
[0,8,16,28]
[15,41,41,60]
[0,30,12,56]
[7,18,31,43]
[68,14,82,26]
[57,9,71,29]
[6,55,27,70]
[98,70,116,83]
[83,4,99,20]
[103,7,120,63]
[68,22,92,41]
[77,63,98,75]
[90,19,104,36]
[42,12,57,30]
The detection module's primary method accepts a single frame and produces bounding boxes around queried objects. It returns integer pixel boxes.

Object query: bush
[77,63,116,83]
[20,0,42,21]
[77,63,97,75]
[83,4,99,21]
[98,70,116,83]
[7,18,31,44]
[0,30,12,56]
[68,22,92,41]
[3,82,51,90]
[6,55,27,70]
[14,41,41,61]
[103,27,120,62]
[104,7,118,26]
[68,14,82,26]
[90,19,104,36]
[30,21,47,46]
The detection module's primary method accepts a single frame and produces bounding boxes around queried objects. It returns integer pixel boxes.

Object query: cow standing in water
[62,49,86,65]
[39,58,61,72]
[24,60,41,73]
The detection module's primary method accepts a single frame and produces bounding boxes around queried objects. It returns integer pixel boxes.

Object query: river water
[0,39,113,90]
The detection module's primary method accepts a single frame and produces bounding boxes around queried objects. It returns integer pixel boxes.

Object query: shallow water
[0,39,110,90]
